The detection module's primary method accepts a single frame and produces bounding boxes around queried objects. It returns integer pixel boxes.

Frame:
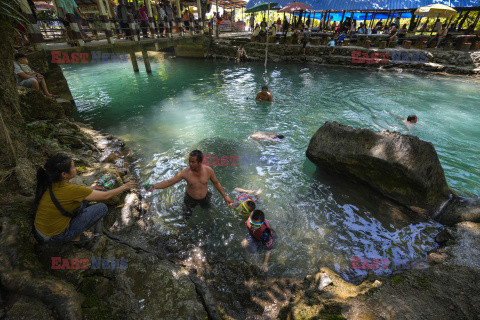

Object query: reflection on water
[63,56,480,281]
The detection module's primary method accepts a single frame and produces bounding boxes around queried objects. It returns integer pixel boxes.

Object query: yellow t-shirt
[34,182,93,236]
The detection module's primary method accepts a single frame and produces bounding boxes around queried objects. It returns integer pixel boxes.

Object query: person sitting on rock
[34,154,136,244]
[336,31,347,45]
[14,53,59,98]
[237,44,248,62]
[241,209,276,272]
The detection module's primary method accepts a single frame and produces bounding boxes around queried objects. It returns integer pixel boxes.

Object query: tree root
[0,218,82,320]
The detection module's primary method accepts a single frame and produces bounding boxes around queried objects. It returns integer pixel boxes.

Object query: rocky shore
[205,37,480,76]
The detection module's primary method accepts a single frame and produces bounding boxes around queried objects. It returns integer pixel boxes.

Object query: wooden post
[176,0,184,36]
[96,0,114,44]
[458,10,471,31]
[141,50,151,73]
[197,0,204,34]
[104,0,116,35]
[19,0,46,50]
[369,12,376,28]
[216,0,219,38]
[129,52,139,72]
[127,10,139,41]
[145,0,157,37]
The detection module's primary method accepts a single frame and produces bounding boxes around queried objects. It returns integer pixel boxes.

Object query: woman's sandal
[49,94,60,98]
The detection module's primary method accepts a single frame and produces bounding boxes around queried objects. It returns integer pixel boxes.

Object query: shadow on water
[309,163,427,232]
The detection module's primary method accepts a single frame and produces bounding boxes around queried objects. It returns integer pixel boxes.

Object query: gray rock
[14,157,36,195]
[4,296,55,320]
[436,195,480,225]
[445,221,480,269]
[317,272,333,290]
[306,122,451,216]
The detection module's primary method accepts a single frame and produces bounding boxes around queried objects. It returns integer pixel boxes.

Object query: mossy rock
[80,276,113,320]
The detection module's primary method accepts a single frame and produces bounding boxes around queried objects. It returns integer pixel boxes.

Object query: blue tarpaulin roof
[245,0,480,10]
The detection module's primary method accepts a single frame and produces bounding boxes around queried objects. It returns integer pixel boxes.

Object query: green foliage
[391,275,404,285]
[0,0,29,32]
[320,312,346,320]
[25,122,59,148]
[415,277,431,289]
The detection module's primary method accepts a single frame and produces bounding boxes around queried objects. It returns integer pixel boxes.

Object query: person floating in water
[232,187,262,217]
[149,150,233,218]
[403,114,417,128]
[242,209,276,272]
[249,131,285,142]
[255,86,273,102]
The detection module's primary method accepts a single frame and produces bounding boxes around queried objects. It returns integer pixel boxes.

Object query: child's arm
[234,187,262,195]
[261,250,270,272]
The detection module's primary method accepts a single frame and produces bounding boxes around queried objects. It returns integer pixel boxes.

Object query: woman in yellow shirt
[34,154,135,244]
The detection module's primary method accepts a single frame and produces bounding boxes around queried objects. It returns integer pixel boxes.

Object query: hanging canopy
[245,2,279,13]
[246,0,480,10]
[414,4,457,17]
[278,1,312,12]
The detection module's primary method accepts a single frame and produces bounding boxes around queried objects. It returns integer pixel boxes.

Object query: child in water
[231,187,261,217]
[242,209,275,272]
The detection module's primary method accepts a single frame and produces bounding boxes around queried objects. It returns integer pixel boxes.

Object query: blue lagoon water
[62,55,480,281]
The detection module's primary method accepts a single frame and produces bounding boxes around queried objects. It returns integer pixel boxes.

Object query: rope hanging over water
[264,0,270,74]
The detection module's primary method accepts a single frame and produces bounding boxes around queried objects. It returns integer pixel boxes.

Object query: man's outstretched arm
[152,171,184,190]
[209,168,233,206]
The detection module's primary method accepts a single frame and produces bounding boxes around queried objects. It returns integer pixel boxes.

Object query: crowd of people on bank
[249,14,456,50]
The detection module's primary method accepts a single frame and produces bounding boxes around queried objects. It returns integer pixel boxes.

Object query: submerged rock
[306,122,451,217]
[435,195,480,226]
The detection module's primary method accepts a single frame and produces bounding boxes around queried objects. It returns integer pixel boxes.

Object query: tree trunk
[0,0,28,169]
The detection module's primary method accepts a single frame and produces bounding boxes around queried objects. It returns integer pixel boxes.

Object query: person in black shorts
[149,150,232,218]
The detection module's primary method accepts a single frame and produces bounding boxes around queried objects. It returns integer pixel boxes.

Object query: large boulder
[306,122,451,216]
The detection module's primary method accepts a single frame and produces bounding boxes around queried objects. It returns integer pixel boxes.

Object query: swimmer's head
[407,115,417,123]
[251,209,265,222]
[246,200,256,212]
[189,150,203,170]
[276,134,285,139]
[261,86,268,92]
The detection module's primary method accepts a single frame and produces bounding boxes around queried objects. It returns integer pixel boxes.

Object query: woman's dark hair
[246,199,256,210]
[189,149,203,163]
[407,115,417,122]
[14,53,26,60]
[251,209,265,221]
[34,154,73,211]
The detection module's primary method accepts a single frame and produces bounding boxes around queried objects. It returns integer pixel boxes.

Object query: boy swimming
[232,187,261,217]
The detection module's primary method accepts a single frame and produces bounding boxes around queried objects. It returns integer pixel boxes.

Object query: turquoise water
[62,55,480,281]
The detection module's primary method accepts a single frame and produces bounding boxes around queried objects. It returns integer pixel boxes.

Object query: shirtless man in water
[255,86,273,102]
[150,150,233,217]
